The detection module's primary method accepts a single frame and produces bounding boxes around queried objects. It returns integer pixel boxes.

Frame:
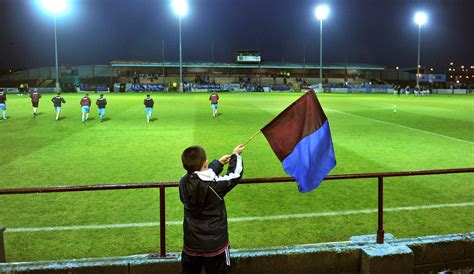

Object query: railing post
[159,186,166,257]
[0,225,6,262]
[376,176,384,244]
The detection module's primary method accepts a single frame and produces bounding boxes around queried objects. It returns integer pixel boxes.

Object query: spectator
[179,144,245,274]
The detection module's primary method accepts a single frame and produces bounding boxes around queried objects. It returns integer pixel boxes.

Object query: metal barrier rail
[0,168,473,260]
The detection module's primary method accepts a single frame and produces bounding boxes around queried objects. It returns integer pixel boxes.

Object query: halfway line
[6,202,474,233]
[326,108,473,145]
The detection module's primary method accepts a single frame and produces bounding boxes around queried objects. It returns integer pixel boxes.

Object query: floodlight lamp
[41,0,67,14]
[172,0,188,17]
[414,12,427,26]
[315,5,329,21]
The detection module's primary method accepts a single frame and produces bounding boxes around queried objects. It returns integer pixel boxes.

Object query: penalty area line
[326,108,474,145]
[6,202,474,233]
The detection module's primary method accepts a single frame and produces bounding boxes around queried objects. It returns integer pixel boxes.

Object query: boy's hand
[219,155,231,164]
[233,144,245,155]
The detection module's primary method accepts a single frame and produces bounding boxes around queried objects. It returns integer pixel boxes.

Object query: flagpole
[243,130,261,146]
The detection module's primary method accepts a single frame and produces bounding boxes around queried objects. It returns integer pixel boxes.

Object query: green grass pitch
[0,92,473,262]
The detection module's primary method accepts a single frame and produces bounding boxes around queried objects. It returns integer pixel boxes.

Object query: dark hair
[182,146,206,174]
[147,94,150,97]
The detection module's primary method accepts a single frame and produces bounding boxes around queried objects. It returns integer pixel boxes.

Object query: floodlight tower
[315,5,329,92]
[414,11,427,88]
[172,0,188,92]
[41,0,67,93]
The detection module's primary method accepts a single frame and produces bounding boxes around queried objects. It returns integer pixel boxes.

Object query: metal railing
[0,167,473,260]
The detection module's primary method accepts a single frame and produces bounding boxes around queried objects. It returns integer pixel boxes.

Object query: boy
[51,92,66,122]
[209,91,219,117]
[30,89,41,117]
[0,90,7,120]
[179,144,245,274]
[96,94,107,123]
[143,94,154,123]
[80,93,92,122]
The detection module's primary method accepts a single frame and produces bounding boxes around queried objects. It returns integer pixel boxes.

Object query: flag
[261,90,336,192]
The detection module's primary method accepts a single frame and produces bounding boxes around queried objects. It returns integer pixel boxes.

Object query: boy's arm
[209,153,243,197]
[208,160,224,176]
[62,97,66,103]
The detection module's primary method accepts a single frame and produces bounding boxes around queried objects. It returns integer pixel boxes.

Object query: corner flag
[261,90,336,192]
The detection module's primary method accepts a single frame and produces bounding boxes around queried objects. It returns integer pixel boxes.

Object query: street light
[172,0,188,92]
[315,4,329,92]
[414,11,427,88]
[41,0,67,93]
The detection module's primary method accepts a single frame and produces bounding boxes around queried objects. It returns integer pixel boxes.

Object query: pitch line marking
[6,202,474,233]
[326,108,474,145]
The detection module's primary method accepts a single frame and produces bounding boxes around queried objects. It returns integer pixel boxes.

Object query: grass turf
[0,92,473,262]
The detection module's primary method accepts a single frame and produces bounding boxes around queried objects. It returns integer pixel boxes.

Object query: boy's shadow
[150,117,158,122]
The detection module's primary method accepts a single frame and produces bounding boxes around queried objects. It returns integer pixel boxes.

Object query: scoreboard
[236,50,261,63]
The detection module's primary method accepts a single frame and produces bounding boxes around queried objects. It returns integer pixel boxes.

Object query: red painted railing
[0,168,473,259]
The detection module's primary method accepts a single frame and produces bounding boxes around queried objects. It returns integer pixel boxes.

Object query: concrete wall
[0,233,472,274]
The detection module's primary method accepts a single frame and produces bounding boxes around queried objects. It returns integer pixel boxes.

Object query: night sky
[1,0,473,71]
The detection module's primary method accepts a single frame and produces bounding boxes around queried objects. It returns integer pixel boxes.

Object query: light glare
[414,12,427,26]
[41,0,67,14]
[315,5,329,20]
[172,0,188,17]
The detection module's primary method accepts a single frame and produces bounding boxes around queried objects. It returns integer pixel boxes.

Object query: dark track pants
[181,247,231,274]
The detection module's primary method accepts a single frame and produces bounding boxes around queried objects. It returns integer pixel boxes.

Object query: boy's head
[182,146,208,174]
[56,92,61,95]
[147,94,150,98]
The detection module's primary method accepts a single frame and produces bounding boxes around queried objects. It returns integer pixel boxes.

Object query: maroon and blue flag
[261,90,336,192]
